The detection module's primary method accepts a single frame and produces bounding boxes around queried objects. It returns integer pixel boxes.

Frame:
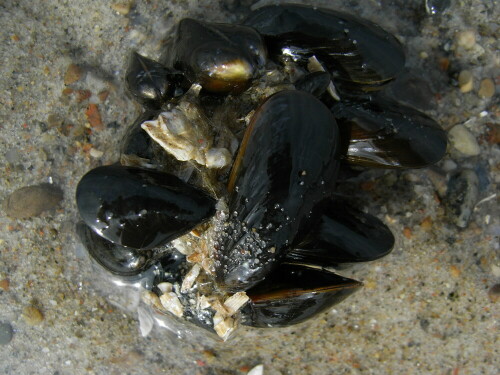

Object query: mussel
[76,165,216,249]
[244,4,405,93]
[214,90,340,292]
[74,4,447,341]
[241,264,362,328]
[332,97,448,168]
[162,18,267,94]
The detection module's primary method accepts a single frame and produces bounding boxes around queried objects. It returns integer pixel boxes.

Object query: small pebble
[22,306,44,325]
[98,90,110,102]
[484,123,500,145]
[445,169,479,228]
[458,70,473,93]
[455,30,476,49]
[0,278,9,291]
[111,2,131,15]
[85,104,103,130]
[64,63,82,85]
[478,78,495,98]
[448,124,480,156]
[5,148,20,164]
[89,148,104,158]
[488,284,500,303]
[425,0,451,14]
[0,322,13,345]
[4,184,63,219]
[47,113,63,128]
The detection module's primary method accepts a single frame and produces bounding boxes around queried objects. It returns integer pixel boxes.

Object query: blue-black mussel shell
[288,198,395,267]
[214,90,340,292]
[241,263,362,328]
[76,165,216,249]
[244,4,405,93]
[332,97,448,168]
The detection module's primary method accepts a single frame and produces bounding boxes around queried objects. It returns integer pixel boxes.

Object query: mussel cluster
[76,5,447,340]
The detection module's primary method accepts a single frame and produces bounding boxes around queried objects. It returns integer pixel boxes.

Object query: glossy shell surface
[215,90,340,292]
[76,165,216,249]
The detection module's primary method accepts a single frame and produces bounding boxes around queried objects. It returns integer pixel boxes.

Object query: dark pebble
[425,0,451,15]
[0,322,13,345]
[444,169,479,228]
[488,284,500,303]
[4,183,63,219]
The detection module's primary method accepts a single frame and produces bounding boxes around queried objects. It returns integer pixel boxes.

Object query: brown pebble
[458,70,473,93]
[455,30,476,49]
[62,87,74,95]
[76,89,92,103]
[64,63,82,85]
[484,123,500,145]
[403,227,412,239]
[478,78,495,98]
[438,57,450,72]
[449,265,461,278]
[0,279,9,291]
[420,216,433,230]
[85,104,103,130]
[111,2,131,15]
[98,90,110,102]
[488,284,500,303]
[22,306,44,325]
[47,113,63,128]
[4,184,63,219]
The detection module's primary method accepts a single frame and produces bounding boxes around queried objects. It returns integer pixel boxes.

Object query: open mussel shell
[244,4,405,93]
[162,18,267,94]
[215,90,340,292]
[332,97,448,168]
[126,52,186,108]
[76,221,159,276]
[76,165,216,249]
[288,199,394,267]
[241,263,362,328]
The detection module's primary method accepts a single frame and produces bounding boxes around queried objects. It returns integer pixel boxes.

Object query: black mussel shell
[332,97,448,168]
[162,18,267,94]
[76,221,157,276]
[120,110,160,165]
[215,90,340,292]
[76,165,216,249]
[288,199,395,267]
[126,52,186,108]
[294,71,331,97]
[244,4,405,93]
[241,264,362,328]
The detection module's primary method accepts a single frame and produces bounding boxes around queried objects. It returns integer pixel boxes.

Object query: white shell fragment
[142,290,164,311]
[159,292,184,318]
[142,108,210,165]
[205,147,232,168]
[213,312,236,341]
[247,364,264,375]
[181,263,201,293]
[156,282,174,294]
[137,306,154,337]
[141,89,233,169]
[223,292,250,315]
